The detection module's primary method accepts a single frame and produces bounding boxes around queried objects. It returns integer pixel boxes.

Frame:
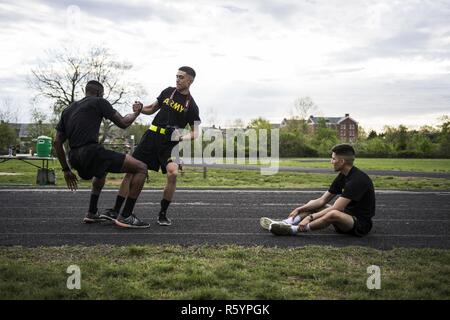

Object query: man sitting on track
[261,144,376,237]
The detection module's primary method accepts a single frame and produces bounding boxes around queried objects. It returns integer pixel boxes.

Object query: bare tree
[28,107,53,139]
[30,49,88,119]
[232,118,246,129]
[0,97,21,123]
[30,46,144,143]
[287,96,319,133]
[292,96,318,120]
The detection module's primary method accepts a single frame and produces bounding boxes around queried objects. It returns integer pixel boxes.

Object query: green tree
[367,130,378,139]
[0,121,17,154]
[384,125,408,152]
[125,123,150,146]
[249,117,272,130]
[438,116,450,157]
[28,108,54,139]
[356,137,395,158]
[248,117,274,157]
[313,118,339,156]
[279,131,318,157]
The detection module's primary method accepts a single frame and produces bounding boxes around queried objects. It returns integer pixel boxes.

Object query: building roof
[308,114,358,125]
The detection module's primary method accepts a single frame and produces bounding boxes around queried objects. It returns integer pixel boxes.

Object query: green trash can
[36,136,52,157]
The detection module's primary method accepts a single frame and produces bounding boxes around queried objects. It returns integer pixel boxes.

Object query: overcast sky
[0,0,449,131]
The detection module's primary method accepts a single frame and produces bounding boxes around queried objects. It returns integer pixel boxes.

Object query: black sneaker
[157,211,172,226]
[83,212,105,224]
[115,214,150,229]
[99,208,119,222]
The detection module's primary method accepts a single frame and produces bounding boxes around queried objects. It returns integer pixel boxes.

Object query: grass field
[0,158,449,190]
[0,245,449,300]
[1,158,449,301]
[279,158,450,172]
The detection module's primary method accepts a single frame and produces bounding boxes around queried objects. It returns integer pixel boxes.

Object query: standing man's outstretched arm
[109,102,143,129]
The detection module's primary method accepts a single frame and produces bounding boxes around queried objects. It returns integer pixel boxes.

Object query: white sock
[282,217,294,224]
[299,223,311,233]
[290,226,298,234]
[292,215,302,225]
[283,215,302,225]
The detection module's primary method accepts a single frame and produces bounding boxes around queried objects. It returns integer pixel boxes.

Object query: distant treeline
[1,117,449,159]
[277,119,450,158]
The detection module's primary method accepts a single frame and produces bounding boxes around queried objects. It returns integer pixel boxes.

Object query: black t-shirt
[328,166,376,219]
[153,87,201,129]
[55,96,117,148]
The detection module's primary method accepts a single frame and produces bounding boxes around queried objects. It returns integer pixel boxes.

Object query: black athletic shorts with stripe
[333,213,373,237]
[69,143,125,180]
[132,129,178,174]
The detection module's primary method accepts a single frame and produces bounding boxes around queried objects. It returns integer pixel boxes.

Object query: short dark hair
[332,143,355,156]
[85,80,104,96]
[179,66,196,78]
[331,144,355,164]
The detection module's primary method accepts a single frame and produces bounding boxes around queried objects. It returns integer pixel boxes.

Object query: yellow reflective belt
[149,125,166,134]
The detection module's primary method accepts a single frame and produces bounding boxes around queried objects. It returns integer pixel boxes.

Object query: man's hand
[288,207,301,218]
[133,101,143,113]
[64,170,78,191]
[298,215,312,232]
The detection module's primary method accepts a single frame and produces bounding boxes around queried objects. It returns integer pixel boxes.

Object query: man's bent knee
[122,155,147,174]
[325,210,342,221]
[166,163,178,177]
[136,161,147,174]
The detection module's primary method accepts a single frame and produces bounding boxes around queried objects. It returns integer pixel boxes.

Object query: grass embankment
[0,159,449,190]
[1,245,449,300]
[279,158,450,172]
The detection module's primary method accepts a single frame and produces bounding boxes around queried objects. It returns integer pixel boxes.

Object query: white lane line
[1,233,448,238]
[0,204,448,210]
[1,217,449,222]
[0,189,449,195]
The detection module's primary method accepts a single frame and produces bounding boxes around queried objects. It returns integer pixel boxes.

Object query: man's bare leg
[270,209,354,236]
[309,210,354,232]
[163,162,178,201]
[158,162,178,226]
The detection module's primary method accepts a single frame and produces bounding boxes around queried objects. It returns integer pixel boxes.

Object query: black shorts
[69,144,125,180]
[132,130,179,174]
[334,214,373,237]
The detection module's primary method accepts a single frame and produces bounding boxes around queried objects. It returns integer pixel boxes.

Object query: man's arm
[109,102,142,129]
[307,196,351,221]
[288,191,336,217]
[297,196,351,230]
[141,100,160,115]
[53,131,78,191]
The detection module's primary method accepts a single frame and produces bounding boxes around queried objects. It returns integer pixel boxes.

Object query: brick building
[307,113,358,142]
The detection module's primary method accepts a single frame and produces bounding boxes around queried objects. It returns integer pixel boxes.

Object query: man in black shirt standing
[54,80,150,228]
[104,66,201,227]
[263,144,376,237]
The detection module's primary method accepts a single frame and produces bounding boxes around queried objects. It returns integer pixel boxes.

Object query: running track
[0,189,449,249]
